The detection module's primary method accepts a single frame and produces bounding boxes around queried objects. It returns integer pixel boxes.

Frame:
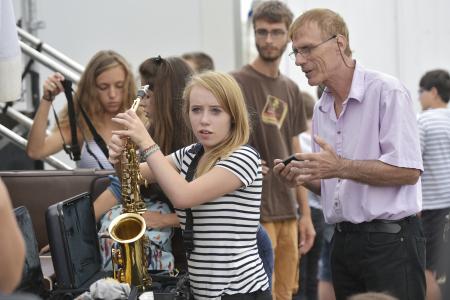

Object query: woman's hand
[108,134,125,164]
[112,109,154,151]
[143,211,166,229]
[143,211,180,229]
[42,73,65,102]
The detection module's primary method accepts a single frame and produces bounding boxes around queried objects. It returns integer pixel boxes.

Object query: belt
[335,215,416,234]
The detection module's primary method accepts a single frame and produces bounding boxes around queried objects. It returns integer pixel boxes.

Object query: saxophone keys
[118,268,126,283]
[112,248,124,266]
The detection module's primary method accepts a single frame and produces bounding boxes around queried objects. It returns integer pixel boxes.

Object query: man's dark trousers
[330,216,426,300]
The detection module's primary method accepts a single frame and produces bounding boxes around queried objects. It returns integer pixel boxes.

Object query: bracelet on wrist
[141,144,160,160]
[42,93,55,102]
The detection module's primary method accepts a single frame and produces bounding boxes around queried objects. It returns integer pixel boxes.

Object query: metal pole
[0,124,73,170]
[17,27,85,74]
[20,42,80,83]
[20,0,45,114]
[0,103,51,135]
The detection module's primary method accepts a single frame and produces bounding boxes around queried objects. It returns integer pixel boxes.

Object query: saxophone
[108,86,152,291]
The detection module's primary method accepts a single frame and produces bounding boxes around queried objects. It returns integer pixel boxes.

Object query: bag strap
[79,128,108,170]
[61,80,81,161]
[60,79,110,167]
[78,102,109,160]
[183,144,204,259]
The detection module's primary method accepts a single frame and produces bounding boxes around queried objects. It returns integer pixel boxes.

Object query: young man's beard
[256,43,288,62]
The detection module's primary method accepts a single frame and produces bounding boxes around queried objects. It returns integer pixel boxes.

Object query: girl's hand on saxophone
[108,134,124,164]
[112,109,155,151]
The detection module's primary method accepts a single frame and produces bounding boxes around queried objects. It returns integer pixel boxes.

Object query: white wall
[14,0,240,73]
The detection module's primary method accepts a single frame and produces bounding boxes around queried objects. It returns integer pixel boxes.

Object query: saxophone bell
[109,213,151,290]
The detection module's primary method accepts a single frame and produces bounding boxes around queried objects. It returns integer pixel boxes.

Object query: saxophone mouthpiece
[137,85,150,99]
[131,85,150,112]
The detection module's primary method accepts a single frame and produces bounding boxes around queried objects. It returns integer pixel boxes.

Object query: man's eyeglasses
[255,28,287,40]
[289,35,337,60]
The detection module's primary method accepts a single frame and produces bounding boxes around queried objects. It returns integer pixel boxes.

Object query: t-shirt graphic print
[261,95,288,129]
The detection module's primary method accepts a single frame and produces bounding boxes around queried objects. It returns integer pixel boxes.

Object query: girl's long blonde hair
[56,50,136,139]
[182,71,250,176]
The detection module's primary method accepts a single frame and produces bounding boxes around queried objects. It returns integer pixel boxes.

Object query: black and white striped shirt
[171,144,269,299]
[418,108,450,210]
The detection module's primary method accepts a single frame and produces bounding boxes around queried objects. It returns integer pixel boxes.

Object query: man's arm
[339,159,420,186]
[292,137,315,254]
[294,135,420,186]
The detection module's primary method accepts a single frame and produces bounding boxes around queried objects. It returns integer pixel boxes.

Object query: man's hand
[273,158,305,188]
[293,135,344,181]
[298,215,315,254]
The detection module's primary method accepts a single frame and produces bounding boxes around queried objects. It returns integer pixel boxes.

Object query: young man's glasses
[255,28,287,40]
[289,35,337,60]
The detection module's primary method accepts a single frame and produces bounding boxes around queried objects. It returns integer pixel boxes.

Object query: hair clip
[153,55,163,64]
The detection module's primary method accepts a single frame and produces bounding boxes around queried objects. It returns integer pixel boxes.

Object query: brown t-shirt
[231,65,307,221]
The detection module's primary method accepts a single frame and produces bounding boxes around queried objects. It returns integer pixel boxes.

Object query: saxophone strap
[183,144,204,259]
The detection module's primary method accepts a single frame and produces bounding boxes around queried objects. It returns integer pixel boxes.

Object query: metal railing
[20,42,81,83]
[0,123,72,170]
[17,27,85,75]
[0,27,84,170]
[0,103,51,135]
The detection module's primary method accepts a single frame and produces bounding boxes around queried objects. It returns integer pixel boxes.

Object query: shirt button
[337,131,341,134]
[334,202,339,207]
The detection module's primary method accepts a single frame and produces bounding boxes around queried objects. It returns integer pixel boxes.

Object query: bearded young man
[231,2,315,299]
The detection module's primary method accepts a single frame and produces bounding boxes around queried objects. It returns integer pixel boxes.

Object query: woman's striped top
[171,144,269,299]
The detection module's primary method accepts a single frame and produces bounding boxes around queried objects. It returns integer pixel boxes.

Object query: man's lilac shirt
[312,62,423,224]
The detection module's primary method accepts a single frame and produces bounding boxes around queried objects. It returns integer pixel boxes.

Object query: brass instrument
[108,85,151,290]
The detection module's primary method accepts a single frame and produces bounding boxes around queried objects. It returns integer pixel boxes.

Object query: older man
[274,8,425,300]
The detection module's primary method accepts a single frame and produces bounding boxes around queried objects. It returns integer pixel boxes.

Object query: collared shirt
[312,62,423,224]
